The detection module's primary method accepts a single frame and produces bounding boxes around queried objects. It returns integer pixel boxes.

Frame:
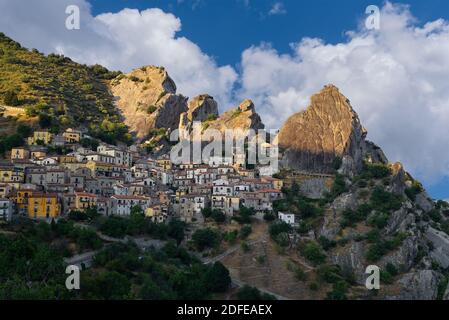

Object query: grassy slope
[0,32,130,143]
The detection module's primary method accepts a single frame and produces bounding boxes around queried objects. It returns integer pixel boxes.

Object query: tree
[126,207,147,235]
[201,207,212,218]
[235,206,255,224]
[239,225,252,239]
[205,262,231,293]
[38,113,52,128]
[302,241,326,265]
[167,219,186,245]
[81,271,131,299]
[237,285,276,300]
[99,216,127,238]
[192,228,220,251]
[3,90,19,106]
[17,124,32,138]
[211,210,226,223]
[269,221,291,239]
[263,212,275,222]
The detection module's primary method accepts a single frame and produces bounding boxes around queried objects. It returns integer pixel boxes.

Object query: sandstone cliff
[110,66,187,140]
[205,99,265,134]
[179,94,219,136]
[278,85,384,175]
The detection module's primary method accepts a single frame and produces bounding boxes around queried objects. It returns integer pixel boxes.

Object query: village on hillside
[0,127,296,226]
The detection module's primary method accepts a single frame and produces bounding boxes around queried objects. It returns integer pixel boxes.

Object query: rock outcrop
[179,94,218,136]
[110,66,187,140]
[278,85,370,174]
[425,227,449,269]
[390,270,441,300]
[205,99,265,135]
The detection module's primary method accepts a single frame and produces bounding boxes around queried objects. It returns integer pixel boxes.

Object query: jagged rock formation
[179,94,218,136]
[110,66,187,140]
[205,99,265,135]
[278,85,385,175]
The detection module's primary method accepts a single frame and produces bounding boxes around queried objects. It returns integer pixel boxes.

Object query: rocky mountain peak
[278,84,371,174]
[238,99,255,112]
[186,94,218,122]
[110,65,187,140]
[206,99,264,134]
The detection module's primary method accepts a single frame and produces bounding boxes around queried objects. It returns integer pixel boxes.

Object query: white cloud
[1,1,449,186]
[268,2,286,16]
[0,0,237,110]
[238,2,449,183]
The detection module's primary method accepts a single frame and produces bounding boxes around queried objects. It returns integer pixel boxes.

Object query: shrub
[330,174,347,199]
[205,262,231,293]
[294,266,307,281]
[309,282,319,291]
[269,221,291,239]
[147,105,157,114]
[340,203,372,228]
[332,156,342,171]
[318,236,337,251]
[224,230,238,244]
[211,210,226,223]
[234,206,255,224]
[2,90,19,106]
[367,212,389,229]
[192,228,220,251]
[385,263,398,276]
[362,162,391,179]
[239,225,252,239]
[302,241,326,265]
[326,281,348,300]
[317,265,344,283]
[370,187,403,212]
[404,180,424,201]
[237,285,276,300]
[263,212,276,222]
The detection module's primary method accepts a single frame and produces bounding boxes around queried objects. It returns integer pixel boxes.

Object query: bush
[234,206,255,224]
[38,113,53,128]
[211,210,226,224]
[269,221,291,239]
[385,263,398,276]
[362,162,391,179]
[224,230,238,244]
[294,266,307,282]
[302,241,326,265]
[370,187,403,212]
[201,207,212,218]
[263,212,275,222]
[317,265,344,283]
[318,236,337,251]
[340,206,370,228]
[330,174,347,199]
[17,124,32,138]
[326,280,348,300]
[367,212,389,229]
[192,228,220,251]
[239,225,252,239]
[98,216,128,238]
[380,270,394,284]
[332,156,342,171]
[2,90,19,106]
[236,285,276,300]
[205,262,231,293]
[147,105,157,114]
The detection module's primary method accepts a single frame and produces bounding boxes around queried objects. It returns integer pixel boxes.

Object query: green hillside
[0,32,131,144]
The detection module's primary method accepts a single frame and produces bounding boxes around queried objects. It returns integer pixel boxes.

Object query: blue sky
[86,0,449,199]
[1,0,449,199]
[89,0,449,66]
